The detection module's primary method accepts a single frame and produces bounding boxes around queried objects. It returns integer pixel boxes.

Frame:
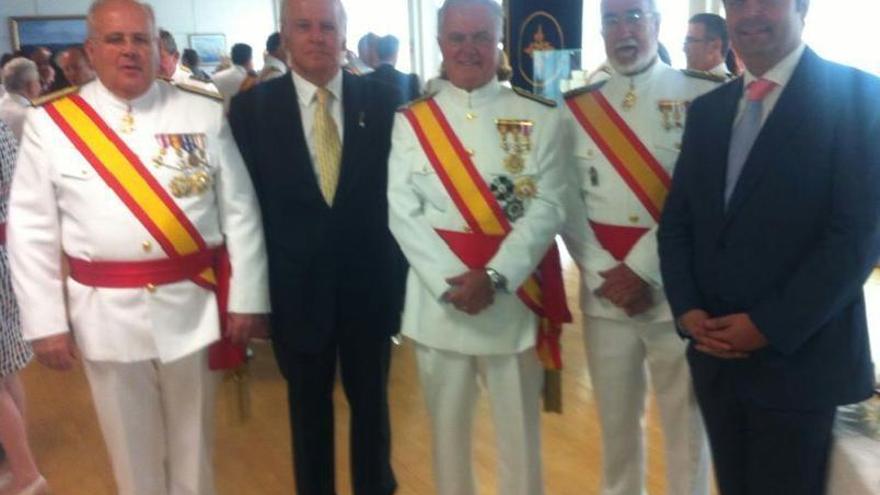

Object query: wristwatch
[485,268,507,292]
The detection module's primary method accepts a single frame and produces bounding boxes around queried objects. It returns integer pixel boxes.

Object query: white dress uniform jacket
[211,64,250,111]
[388,78,567,356]
[171,64,220,95]
[562,61,720,323]
[259,54,287,82]
[8,79,270,363]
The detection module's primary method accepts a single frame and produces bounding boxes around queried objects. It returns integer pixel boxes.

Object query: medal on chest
[152,133,212,198]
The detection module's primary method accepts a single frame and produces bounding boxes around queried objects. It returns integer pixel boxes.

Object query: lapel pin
[358,111,366,128]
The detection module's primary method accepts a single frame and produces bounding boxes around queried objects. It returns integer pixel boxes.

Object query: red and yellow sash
[43,94,243,370]
[566,90,670,222]
[402,98,570,371]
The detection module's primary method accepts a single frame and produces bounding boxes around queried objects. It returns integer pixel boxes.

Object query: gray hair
[86,0,157,38]
[437,0,503,37]
[280,0,348,35]
[158,29,178,56]
[1,57,39,93]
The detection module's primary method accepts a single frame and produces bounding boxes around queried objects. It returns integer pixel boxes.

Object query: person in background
[212,43,258,112]
[659,0,880,493]
[259,32,288,82]
[0,119,46,495]
[684,13,732,80]
[0,58,41,142]
[388,1,569,494]
[228,0,406,493]
[560,1,721,494]
[365,35,421,105]
[345,32,378,75]
[8,1,270,493]
[26,47,57,94]
[181,48,212,82]
[158,30,220,95]
[55,45,97,87]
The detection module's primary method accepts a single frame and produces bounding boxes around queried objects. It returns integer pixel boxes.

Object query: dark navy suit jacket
[659,48,880,409]
[228,72,406,362]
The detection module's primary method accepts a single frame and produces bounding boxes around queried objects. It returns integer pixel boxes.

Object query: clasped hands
[678,309,768,359]
[32,312,270,371]
[444,269,495,315]
[595,263,654,316]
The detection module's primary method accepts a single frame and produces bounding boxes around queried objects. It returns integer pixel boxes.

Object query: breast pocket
[410,167,449,212]
[651,134,683,175]
[573,145,601,195]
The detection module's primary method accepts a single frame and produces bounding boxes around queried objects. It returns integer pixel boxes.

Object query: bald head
[84,0,159,99]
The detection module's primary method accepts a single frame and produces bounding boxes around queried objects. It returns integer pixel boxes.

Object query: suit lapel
[724,49,815,223]
[707,79,742,226]
[335,72,365,202]
[268,76,325,204]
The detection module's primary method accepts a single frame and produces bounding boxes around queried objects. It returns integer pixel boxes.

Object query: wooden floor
[18,256,675,495]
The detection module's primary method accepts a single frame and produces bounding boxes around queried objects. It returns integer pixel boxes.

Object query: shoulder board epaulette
[512,86,556,107]
[680,69,728,83]
[31,85,79,107]
[563,80,607,100]
[173,82,223,102]
[397,91,437,111]
[189,73,212,84]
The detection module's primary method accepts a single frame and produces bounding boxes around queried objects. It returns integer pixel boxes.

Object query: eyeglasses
[601,10,656,31]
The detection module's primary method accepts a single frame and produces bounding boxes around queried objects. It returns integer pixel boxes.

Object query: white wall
[1,0,279,70]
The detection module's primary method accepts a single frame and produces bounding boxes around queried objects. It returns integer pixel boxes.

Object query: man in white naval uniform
[685,13,733,82]
[258,32,287,83]
[560,1,722,495]
[211,43,256,112]
[8,1,269,494]
[158,28,220,95]
[388,1,567,494]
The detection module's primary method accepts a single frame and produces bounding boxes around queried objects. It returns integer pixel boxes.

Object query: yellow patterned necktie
[313,86,341,205]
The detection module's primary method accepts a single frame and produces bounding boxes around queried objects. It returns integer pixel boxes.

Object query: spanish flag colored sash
[565,90,671,222]
[402,98,571,376]
[43,94,243,370]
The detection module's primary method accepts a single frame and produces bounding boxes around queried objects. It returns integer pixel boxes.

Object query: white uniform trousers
[584,317,710,495]
[82,348,219,495]
[415,343,544,495]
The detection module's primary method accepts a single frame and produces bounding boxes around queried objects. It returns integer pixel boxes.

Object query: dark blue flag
[505,0,583,93]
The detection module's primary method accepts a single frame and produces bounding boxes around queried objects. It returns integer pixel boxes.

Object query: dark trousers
[282,334,396,495]
[690,355,836,495]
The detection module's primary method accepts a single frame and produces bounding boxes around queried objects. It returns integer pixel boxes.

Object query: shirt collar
[291,69,343,107]
[93,77,159,111]
[709,63,729,77]
[6,92,30,107]
[743,42,805,91]
[440,77,502,108]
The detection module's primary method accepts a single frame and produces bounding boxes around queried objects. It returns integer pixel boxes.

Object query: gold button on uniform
[142,240,152,252]
[466,112,476,120]
[466,149,475,157]
[145,283,157,293]
[629,215,640,224]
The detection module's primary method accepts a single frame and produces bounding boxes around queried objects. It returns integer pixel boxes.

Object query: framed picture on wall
[188,33,226,66]
[9,15,88,53]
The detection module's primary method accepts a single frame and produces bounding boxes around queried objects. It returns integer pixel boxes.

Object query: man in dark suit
[658,1,880,494]
[365,35,421,106]
[228,0,405,493]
